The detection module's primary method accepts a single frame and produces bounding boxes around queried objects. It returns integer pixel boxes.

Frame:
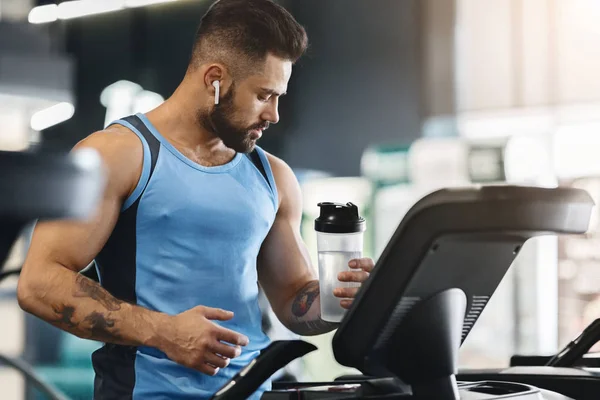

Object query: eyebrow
[260,88,287,97]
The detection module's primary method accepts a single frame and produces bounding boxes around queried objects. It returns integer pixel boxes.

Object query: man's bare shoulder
[76,124,141,153]
[263,151,293,177]
[263,151,301,211]
[263,151,297,185]
[75,124,144,198]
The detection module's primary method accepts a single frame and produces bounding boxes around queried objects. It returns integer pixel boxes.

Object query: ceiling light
[30,102,75,131]
[28,4,58,24]
[57,0,124,20]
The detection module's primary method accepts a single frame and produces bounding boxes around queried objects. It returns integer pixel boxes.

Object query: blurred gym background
[1,0,600,399]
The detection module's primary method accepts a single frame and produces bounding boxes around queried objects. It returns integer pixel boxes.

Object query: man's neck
[145,100,236,166]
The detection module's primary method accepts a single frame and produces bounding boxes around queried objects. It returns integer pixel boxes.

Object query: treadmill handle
[546,318,600,367]
[210,340,317,400]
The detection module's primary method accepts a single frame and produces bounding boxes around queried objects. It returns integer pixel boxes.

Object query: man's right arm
[17,126,249,375]
[17,127,166,347]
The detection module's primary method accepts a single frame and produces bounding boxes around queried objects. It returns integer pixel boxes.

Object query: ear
[204,64,229,101]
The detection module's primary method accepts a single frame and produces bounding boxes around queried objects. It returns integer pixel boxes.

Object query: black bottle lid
[315,202,366,233]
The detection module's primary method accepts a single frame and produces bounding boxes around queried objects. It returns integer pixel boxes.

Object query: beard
[198,83,268,153]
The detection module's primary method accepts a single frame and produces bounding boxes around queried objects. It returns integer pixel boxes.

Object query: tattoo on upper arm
[291,281,320,317]
[74,274,123,311]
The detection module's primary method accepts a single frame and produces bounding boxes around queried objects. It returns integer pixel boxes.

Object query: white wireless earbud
[212,80,220,105]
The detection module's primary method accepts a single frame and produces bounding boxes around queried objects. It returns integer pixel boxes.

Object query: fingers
[333,286,360,298]
[189,341,240,376]
[348,257,375,273]
[199,341,241,375]
[197,363,220,376]
[205,352,230,369]
[215,326,249,347]
[332,258,375,302]
[201,307,235,321]
[210,342,242,359]
[337,270,369,283]
[340,299,353,309]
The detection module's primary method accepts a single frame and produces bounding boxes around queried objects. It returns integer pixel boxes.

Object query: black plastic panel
[333,186,594,373]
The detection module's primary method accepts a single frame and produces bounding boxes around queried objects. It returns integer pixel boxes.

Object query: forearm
[18,264,168,348]
[282,280,339,336]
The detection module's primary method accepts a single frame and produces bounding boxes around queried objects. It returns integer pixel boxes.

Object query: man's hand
[160,306,249,376]
[334,257,375,309]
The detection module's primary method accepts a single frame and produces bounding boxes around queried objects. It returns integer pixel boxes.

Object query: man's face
[204,54,292,153]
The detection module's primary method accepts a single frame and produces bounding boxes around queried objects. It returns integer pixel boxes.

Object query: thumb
[202,307,234,321]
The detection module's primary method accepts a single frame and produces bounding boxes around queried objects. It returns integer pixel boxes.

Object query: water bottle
[315,202,366,322]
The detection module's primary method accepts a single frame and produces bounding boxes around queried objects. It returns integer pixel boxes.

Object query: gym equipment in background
[0,149,105,400]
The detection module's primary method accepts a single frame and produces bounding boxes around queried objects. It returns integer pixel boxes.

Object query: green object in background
[360,143,412,257]
[32,367,96,400]
[360,143,412,188]
[59,334,102,368]
[32,334,102,400]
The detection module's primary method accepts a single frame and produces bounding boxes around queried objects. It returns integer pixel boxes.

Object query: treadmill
[457,319,600,399]
[210,185,595,400]
[0,148,106,400]
[2,150,599,400]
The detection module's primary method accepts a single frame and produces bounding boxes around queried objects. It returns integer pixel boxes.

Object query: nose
[261,98,280,125]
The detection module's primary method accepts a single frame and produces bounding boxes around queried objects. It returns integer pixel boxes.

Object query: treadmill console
[211,186,594,400]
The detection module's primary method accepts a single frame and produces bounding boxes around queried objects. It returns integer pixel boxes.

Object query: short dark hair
[189,0,308,78]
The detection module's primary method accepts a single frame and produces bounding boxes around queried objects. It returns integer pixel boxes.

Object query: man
[17,0,375,399]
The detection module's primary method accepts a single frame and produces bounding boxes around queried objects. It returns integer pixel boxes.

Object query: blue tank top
[92,113,278,399]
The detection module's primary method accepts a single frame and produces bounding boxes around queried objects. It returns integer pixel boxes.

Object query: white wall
[456,0,600,112]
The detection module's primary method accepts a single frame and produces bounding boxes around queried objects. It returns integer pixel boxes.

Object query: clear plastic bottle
[315,202,366,322]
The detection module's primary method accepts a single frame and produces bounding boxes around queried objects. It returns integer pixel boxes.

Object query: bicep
[257,157,316,315]
[24,194,122,274]
[21,130,141,276]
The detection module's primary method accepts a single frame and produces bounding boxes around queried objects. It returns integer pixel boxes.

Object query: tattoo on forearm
[52,305,78,329]
[288,281,339,335]
[51,304,122,342]
[50,276,123,343]
[73,274,123,311]
[82,311,119,342]
[288,319,339,336]
[291,281,320,317]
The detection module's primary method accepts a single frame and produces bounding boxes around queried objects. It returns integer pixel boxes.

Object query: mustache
[249,122,269,131]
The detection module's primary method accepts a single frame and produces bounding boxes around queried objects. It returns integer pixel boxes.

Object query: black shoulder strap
[121,115,161,178]
[247,150,271,190]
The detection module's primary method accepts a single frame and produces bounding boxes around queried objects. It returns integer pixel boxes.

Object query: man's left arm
[257,154,374,336]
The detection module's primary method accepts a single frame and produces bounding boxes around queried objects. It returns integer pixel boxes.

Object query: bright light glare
[504,135,551,183]
[125,0,178,7]
[458,110,553,140]
[409,138,470,187]
[30,102,75,131]
[553,123,600,178]
[72,147,103,171]
[29,0,181,23]
[100,80,143,107]
[133,91,165,114]
[28,4,58,24]
[100,80,164,127]
[58,0,124,20]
